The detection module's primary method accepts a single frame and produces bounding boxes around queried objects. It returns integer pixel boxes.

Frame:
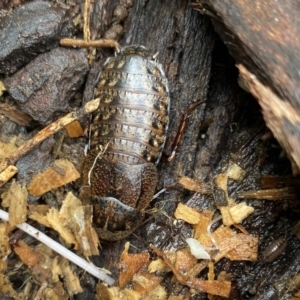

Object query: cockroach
[261,236,287,263]
[81,45,170,241]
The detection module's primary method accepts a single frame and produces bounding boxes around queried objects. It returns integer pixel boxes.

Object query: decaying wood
[0,103,32,126]
[192,0,300,174]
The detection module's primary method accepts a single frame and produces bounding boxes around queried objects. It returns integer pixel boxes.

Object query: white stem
[206,214,222,251]
[0,209,115,285]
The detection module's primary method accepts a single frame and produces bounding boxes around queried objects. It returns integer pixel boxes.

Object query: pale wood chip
[174,203,202,224]
[28,159,80,196]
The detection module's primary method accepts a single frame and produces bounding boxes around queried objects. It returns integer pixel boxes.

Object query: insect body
[81,46,170,241]
[261,236,287,263]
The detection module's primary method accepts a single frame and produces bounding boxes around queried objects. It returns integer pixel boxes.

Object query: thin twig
[83,0,91,42]
[60,38,120,49]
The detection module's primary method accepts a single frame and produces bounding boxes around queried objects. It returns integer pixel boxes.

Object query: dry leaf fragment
[43,283,69,300]
[28,159,80,196]
[218,207,234,226]
[174,203,202,224]
[119,242,150,289]
[228,202,254,224]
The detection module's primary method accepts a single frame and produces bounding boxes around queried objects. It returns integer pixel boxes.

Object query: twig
[0,209,115,285]
[83,0,91,42]
[60,38,120,49]
[0,98,100,179]
[0,165,18,186]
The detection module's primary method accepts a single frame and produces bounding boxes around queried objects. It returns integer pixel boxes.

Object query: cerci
[81,45,170,241]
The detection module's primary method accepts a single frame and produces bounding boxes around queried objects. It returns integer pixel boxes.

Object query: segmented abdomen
[91,46,170,165]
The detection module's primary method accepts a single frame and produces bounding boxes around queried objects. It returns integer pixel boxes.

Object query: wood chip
[28,159,80,196]
[64,120,84,138]
[59,192,82,226]
[212,227,258,262]
[178,176,211,194]
[148,258,169,273]
[215,173,228,192]
[220,202,254,226]
[132,271,162,294]
[0,165,18,187]
[226,161,246,181]
[193,209,214,247]
[119,242,150,289]
[174,248,197,273]
[5,180,28,227]
[152,246,231,298]
[0,81,5,96]
[0,103,32,126]
[69,206,100,256]
[0,139,19,159]
[0,222,11,258]
[60,257,83,296]
[59,193,100,255]
[141,284,167,300]
[14,240,40,267]
[96,283,140,300]
[46,207,77,247]
[174,203,202,224]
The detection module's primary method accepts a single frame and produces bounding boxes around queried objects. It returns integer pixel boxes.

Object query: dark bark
[192,0,300,174]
